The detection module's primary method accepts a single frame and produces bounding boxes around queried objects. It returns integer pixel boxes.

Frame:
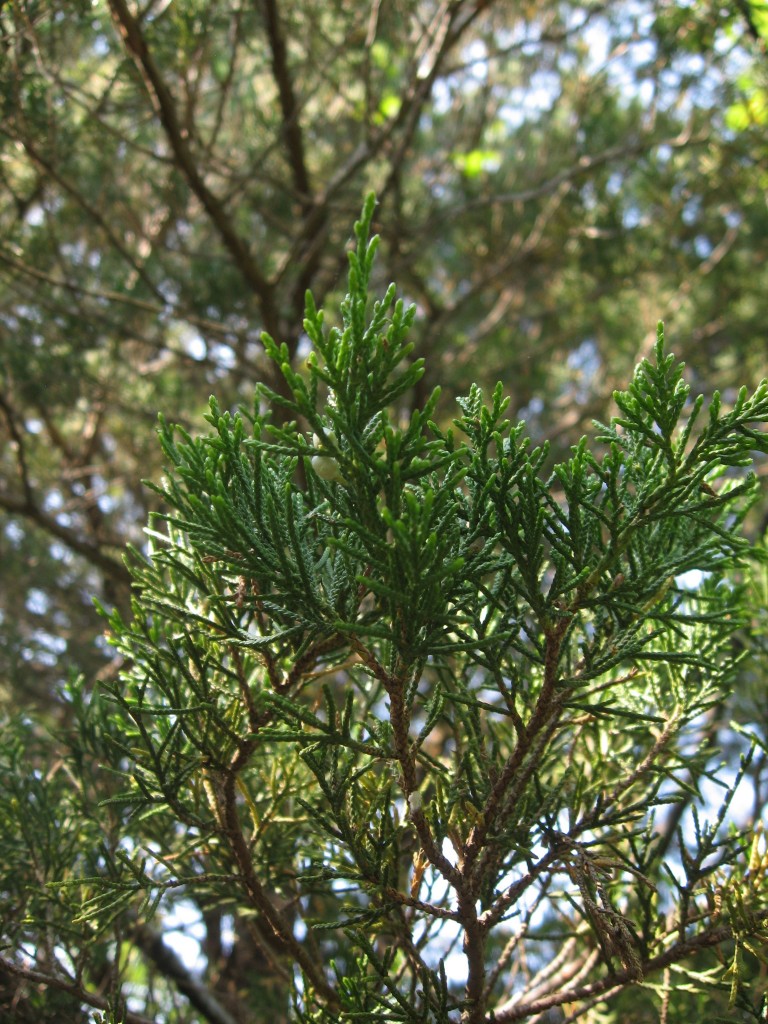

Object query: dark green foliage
[21,196,761,1022]
[2,3,768,1020]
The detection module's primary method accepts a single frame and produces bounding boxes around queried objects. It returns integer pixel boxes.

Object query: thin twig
[492,909,768,1021]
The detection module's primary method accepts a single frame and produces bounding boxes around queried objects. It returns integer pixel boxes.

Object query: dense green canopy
[1,2,767,1021]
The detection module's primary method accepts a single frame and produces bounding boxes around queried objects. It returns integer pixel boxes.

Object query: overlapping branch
[107,0,281,333]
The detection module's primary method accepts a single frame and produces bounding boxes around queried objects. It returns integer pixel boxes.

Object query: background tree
[1,0,767,1020]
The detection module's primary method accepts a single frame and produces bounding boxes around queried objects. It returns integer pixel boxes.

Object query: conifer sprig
[38,196,768,1022]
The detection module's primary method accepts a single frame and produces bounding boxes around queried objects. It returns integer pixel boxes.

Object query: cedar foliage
[3,195,768,1024]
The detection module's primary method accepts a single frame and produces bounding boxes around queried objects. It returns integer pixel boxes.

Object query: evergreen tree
[3,195,767,1023]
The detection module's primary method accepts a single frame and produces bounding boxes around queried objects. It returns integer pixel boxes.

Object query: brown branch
[259,0,331,325]
[493,931,600,1016]
[210,765,341,1009]
[492,908,768,1021]
[362,0,384,128]
[273,0,506,317]
[356,632,488,1017]
[346,635,461,886]
[381,885,460,921]
[463,616,571,879]
[107,0,280,333]
[132,923,240,1024]
[202,3,246,156]
[459,890,488,1024]
[0,955,156,1024]
[261,0,311,205]
[375,0,499,212]
[377,2,462,204]
[0,490,132,587]
[0,390,35,511]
